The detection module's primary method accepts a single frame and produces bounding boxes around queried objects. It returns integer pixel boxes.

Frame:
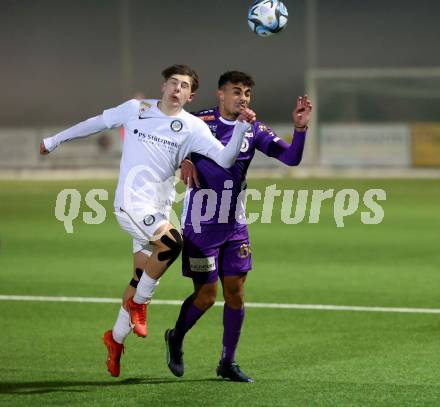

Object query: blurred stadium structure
[304,67,440,169]
[0,0,440,174]
[2,68,439,174]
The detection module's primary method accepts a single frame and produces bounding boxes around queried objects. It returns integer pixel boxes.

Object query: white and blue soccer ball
[247,0,288,37]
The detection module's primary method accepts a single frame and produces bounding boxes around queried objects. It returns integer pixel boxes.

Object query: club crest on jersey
[240,138,250,152]
[143,214,155,226]
[139,101,152,114]
[238,243,251,259]
[170,120,183,132]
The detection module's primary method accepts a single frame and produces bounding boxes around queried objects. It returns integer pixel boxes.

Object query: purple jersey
[182,107,306,229]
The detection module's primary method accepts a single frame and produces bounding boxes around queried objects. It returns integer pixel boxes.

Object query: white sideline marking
[0,295,439,314]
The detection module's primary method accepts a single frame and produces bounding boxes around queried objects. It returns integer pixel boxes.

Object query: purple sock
[221,304,245,363]
[173,295,205,345]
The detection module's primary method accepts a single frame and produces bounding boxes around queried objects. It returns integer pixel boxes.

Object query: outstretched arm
[40,99,139,154]
[257,95,312,166]
[40,115,107,154]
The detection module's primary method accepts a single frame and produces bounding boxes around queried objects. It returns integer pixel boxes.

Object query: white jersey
[43,97,249,222]
[102,99,243,217]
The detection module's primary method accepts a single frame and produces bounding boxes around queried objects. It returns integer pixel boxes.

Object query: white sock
[133,272,159,304]
[112,306,132,344]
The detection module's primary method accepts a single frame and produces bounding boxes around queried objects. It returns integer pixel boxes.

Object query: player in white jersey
[40,64,256,377]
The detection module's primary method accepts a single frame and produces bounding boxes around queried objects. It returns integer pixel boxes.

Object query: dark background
[1,0,439,126]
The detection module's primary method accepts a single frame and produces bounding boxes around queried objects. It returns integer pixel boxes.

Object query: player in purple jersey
[164,71,312,382]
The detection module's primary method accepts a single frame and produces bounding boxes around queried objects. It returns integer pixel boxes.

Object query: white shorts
[115,208,168,255]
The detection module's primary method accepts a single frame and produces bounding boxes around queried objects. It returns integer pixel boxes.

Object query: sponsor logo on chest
[133,128,180,153]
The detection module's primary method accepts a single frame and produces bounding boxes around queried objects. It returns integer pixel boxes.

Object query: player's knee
[224,284,242,298]
[157,228,182,267]
[194,286,217,311]
[194,291,217,310]
[224,290,244,309]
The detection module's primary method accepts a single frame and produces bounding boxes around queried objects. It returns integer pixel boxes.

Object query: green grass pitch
[0,177,439,406]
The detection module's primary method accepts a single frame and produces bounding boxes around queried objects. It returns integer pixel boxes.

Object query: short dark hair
[218,71,255,89]
[161,64,199,92]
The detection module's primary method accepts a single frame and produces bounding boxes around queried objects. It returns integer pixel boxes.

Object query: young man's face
[218,82,252,118]
[161,74,195,109]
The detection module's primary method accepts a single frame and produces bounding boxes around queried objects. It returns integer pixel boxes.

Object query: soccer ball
[247,0,288,37]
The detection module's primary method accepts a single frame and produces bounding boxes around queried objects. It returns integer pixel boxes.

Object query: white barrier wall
[0,129,40,168]
[320,124,411,167]
[0,123,427,170]
[0,128,122,169]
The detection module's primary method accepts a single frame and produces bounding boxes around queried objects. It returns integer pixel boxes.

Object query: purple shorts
[182,223,252,284]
